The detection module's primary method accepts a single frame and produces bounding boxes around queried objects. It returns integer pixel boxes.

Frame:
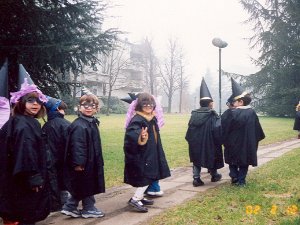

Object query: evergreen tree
[0,0,117,98]
[241,0,300,116]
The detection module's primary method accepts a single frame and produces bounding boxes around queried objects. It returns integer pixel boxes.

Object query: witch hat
[18,64,34,90]
[81,86,93,96]
[231,77,248,100]
[200,78,212,100]
[44,96,62,112]
[0,59,8,98]
[226,94,235,105]
[10,64,47,104]
[120,92,139,104]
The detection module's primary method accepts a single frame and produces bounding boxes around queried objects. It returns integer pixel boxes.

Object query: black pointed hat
[226,94,235,105]
[120,92,139,104]
[231,77,248,100]
[0,59,8,98]
[200,78,212,100]
[18,64,34,90]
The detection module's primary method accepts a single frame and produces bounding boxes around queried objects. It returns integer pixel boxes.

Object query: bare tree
[159,38,181,113]
[178,53,189,113]
[99,40,131,115]
[142,37,159,95]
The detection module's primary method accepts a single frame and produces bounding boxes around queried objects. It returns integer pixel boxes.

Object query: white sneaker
[146,190,164,197]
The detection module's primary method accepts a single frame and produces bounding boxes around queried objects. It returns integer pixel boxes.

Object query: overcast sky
[104,0,260,92]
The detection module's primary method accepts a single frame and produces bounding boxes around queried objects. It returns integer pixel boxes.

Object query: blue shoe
[81,209,105,218]
[61,208,81,218]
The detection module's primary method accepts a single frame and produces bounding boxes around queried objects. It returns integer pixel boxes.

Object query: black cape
[0,115,50,223]
[42,112,71,210]
[293,111,300,130]
[185,107,224,169]
[222,107,265,166]
[64,114,105,199]
[124,114,171,187]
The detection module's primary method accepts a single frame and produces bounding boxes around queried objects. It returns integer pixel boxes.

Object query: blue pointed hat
[44,96,62,112]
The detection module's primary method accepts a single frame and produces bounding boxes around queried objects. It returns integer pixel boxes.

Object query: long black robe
[222,106,265,166]
[0,115,50,223]
[124,114,171,187]
[42,112,70,210]
[293,111,300,131]
[64,113,105,200]
[185,107,224,169]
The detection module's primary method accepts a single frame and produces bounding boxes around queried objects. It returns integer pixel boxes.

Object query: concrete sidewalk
[37,138,300,225]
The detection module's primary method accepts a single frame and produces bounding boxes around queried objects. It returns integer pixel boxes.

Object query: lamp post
[212,38,228,115]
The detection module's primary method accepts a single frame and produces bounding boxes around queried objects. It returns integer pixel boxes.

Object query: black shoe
[141,198,154,205]
[211,173,222,182]
[128,198,148,213]
[193,178,204,187]
[231,177,238,184]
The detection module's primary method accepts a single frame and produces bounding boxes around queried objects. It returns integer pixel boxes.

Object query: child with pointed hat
[185,78,224,187]
[222,78,265,186]
[42,96,71,210]
[123,92,170,213]
[0,65,51,225]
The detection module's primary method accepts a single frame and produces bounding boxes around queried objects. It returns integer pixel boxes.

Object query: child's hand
[141,127,148,141]
[74,166,84,171]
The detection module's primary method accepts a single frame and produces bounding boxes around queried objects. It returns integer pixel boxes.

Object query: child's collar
[236,105,252,109]
[136,111,155,122]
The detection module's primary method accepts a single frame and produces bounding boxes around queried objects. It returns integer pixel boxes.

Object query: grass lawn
[147,148,300,225]
[62,114,296,188]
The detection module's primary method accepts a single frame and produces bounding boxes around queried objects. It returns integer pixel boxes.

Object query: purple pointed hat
[10,65,47,103]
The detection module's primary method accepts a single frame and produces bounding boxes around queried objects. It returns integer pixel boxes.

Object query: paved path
[37,138,300,225]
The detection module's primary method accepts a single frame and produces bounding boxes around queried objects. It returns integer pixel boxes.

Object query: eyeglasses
[25,97,43,105]
[80,103,97,109]
[142,103,155,108]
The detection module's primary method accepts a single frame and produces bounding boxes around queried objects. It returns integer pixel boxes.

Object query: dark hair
[12,92,46,118]
[58,101,67,110]
[237,94,252,106]
[200,99,213,107]
[135,92,156,112]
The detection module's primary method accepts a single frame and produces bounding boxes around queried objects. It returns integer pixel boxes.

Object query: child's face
[79,101,98,117]
[141,102,155,115]
[24,97,42,116]
[233,99,243,107]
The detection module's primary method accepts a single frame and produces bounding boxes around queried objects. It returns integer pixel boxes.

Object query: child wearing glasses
[0,78,50,225]
[124,92,170,213]
[61,94,105,218]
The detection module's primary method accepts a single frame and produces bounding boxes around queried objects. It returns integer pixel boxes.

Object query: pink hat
[10,78,48,104]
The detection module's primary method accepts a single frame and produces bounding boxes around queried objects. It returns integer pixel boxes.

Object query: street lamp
[212,37,228,115]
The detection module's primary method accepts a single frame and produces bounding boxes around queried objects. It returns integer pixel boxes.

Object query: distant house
[74,39,147,100]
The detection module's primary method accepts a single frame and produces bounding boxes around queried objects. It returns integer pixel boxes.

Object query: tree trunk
[106,88,112,116]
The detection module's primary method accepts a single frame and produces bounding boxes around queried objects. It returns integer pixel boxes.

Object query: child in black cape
[42,96,71,210]
[0,79,50,225]
[222,78,265,186]
[62,94,105,218]
[124,92,170,213]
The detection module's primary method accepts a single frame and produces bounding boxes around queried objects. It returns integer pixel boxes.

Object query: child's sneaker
[61,208,81,218]
[146,190,164,197]
[81,209,105,218]
[128,198,148,213]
